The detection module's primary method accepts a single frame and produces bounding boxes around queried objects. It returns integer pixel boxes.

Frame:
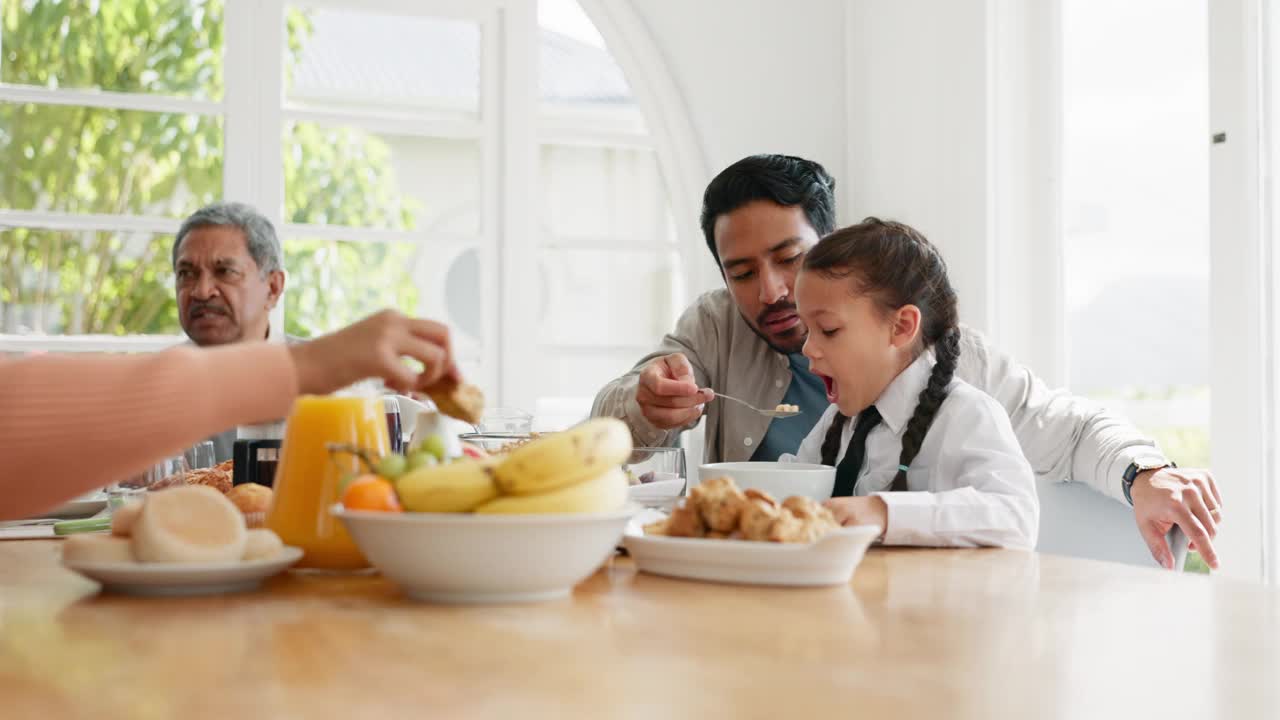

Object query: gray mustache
[188,301,231,318]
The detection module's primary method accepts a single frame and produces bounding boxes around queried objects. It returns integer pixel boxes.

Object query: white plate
[623,526,880,587]
[627,477,686,510]
[63,546,304,596]
[40,492,108,519]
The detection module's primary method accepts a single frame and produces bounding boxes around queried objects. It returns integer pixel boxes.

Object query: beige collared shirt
[591,288,1167,504]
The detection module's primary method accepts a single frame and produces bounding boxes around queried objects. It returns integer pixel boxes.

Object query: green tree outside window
[0,0,419,337]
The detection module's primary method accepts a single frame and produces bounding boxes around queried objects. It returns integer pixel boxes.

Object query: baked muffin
[225,483,274,528]
[689,476,747,532]
[739,495,783,541]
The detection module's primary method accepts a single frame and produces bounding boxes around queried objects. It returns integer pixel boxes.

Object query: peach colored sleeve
[0,343,299,520]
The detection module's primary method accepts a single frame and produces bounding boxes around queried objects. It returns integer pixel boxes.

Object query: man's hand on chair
[1131,467,1223,570]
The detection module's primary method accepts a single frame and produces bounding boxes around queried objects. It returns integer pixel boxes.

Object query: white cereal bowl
[332,505,635,604]
[697,461,836,501]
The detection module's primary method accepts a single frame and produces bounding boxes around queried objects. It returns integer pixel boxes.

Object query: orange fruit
[341,475,402,512]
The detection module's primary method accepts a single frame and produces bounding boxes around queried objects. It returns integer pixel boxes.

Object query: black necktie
[833,406,882,497]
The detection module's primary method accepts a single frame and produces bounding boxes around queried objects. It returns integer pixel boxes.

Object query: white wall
[845,0,992,335]
[615,0,1070,381]
[843,0,1063,382]
[626,0,849,288]
[630,0,1060,379]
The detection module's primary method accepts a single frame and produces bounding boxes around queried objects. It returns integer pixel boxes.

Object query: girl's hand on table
[823,496,888,539]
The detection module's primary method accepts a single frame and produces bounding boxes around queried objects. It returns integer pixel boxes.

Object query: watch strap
[1122,458,1176,505]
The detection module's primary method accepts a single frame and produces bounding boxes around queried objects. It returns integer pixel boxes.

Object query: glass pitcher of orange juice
[268,395,389,570]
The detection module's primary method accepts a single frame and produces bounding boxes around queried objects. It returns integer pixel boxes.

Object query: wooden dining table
[1,539,1276,719]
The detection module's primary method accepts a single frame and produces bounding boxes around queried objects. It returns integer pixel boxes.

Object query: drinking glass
[623,447,687,510]
[107,454,189,510]
[477,407,533,434]
[185,440,216,470]
[383,395,405,454]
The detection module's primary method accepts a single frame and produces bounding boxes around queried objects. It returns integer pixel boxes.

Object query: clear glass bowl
[458,432,546,456]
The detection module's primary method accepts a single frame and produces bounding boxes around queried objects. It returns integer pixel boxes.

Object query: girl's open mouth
[818,373,838,403]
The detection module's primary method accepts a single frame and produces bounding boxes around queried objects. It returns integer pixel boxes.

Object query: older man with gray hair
[173,201,286,347]
[173,202,289,461]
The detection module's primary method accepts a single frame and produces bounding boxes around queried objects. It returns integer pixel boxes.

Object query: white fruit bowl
[332,505,636,604]
[697,461,836,501]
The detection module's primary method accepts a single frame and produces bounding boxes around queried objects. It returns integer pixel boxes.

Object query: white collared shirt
[789,352,1039,550]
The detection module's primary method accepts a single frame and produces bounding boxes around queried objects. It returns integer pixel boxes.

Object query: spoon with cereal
[706,390,801,419]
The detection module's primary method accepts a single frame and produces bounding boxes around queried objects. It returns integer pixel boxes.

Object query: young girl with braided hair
[788,218,1038,548]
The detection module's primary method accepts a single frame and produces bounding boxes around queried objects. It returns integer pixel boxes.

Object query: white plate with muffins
[623,476,880,587]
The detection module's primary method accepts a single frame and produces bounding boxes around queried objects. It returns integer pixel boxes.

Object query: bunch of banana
[394,417,633,514]
[395,456,501,513]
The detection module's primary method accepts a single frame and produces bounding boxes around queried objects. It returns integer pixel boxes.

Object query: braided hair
[806,218,961,491]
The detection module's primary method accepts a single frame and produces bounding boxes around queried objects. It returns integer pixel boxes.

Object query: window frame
[1210,0,1276,584]
[0,0,708,412]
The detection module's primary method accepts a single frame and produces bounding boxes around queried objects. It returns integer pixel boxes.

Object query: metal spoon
[709,390,801,418]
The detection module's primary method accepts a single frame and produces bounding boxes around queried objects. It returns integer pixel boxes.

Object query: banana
[475,468,628,515]
[395,457,500,513]
[494,417,632,495]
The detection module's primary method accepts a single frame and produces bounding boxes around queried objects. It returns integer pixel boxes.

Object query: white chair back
[1035,477,1185,570]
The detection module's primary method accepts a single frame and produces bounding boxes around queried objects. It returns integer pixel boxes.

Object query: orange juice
[267,395,389,570]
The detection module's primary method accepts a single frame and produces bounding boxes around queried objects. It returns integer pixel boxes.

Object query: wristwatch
[1122,458,1175,506]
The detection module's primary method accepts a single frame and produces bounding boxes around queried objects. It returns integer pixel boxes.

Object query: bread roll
[110,500,144,537]
[242,528,284,561]
[130,486,247,563]
[63,534,135,564]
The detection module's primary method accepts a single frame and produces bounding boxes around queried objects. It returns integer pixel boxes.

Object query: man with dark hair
[592,153,1223,569]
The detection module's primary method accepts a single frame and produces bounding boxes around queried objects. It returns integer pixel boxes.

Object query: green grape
[376,453,408,479]
[418,434,448,462]
[406,452,439,471]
